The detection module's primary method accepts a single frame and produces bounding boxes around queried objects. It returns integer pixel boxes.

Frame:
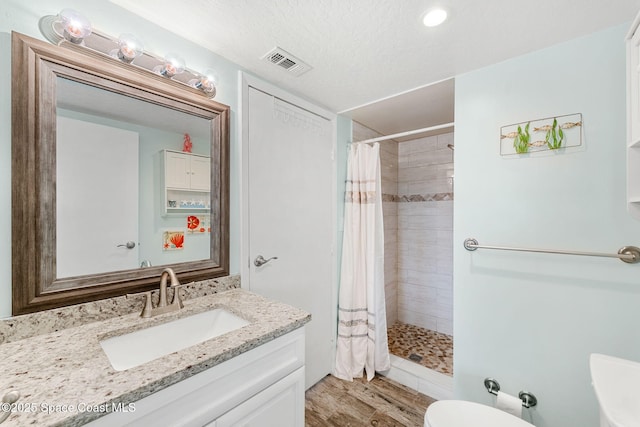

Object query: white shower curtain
[334,142,390,382]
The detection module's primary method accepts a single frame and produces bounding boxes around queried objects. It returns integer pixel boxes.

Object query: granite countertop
[0,288,310,426]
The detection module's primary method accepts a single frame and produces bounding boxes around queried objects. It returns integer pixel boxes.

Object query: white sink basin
[590,353,640,427]
[100,308,250,371]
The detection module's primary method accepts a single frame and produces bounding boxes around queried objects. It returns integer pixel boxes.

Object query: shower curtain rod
[351,122,455,145]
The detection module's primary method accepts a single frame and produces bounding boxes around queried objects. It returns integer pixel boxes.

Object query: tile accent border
[382,192,454,202]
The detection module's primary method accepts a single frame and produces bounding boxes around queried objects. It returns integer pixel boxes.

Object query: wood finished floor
[305,374,435,427]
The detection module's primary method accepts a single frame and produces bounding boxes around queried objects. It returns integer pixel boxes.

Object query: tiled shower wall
[352,122,398,326]
[397,133,454,335]
[350,123,453,335]
[380,141,399,326]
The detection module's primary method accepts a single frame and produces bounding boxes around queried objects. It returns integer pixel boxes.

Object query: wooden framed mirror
[11,32,230,315]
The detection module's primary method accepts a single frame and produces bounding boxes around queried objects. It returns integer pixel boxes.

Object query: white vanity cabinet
[627,13,640,219]
[87,328,305,427]
[162,149,211,214]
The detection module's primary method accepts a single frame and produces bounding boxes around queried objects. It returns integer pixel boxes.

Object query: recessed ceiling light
[423,8,448,27]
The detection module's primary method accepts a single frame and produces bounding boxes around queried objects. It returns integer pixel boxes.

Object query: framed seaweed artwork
[500,113,582,156]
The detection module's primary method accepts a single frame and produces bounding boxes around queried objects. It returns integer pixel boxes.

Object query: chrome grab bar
[464,238,640,264]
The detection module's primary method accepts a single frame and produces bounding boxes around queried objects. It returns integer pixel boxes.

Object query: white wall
[454,23,640,427]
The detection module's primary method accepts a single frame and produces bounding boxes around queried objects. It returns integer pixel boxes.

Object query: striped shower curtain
[334,142,390,381]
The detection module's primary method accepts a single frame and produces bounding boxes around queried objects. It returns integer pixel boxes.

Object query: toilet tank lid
[425,400,534,427]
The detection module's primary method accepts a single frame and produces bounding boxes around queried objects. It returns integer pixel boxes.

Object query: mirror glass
[56,77,211,278]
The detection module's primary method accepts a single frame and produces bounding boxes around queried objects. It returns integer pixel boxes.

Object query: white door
[243,81,336,389]
[56,116,139,277]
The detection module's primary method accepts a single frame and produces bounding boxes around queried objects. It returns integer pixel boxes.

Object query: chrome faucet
[128,267,185,318]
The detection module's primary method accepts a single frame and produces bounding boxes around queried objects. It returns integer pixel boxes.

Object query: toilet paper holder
[484,378,538,408]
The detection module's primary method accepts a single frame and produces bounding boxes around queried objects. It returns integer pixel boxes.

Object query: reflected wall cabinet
[162,149,211,214]
[627,11,640,219]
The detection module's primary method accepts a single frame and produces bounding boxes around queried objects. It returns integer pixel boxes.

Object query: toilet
[425,400,534,427]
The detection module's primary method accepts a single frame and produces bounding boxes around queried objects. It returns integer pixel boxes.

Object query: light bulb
[193,69,217,95]
[158,54,185,77]
[59,9,92,44]
[117,34,144,63]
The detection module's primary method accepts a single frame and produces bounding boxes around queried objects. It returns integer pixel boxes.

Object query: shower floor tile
[387,322,453,376]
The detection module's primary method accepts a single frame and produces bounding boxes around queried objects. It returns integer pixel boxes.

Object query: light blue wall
[454,24,640,426]
[0,0,246,317]
[0,32,10,318]
[336,115,351,261]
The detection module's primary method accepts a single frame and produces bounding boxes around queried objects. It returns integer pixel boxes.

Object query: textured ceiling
[109,0,638,136]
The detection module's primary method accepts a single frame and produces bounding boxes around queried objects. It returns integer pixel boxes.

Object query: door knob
[117,241,136,249]
[254,255,278,267]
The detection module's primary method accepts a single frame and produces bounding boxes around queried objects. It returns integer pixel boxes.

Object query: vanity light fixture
[116,33,144,63]
[423,8,448,27]
[38,9,218,98]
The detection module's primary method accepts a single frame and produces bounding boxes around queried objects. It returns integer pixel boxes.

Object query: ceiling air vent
[261,47,312,77]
